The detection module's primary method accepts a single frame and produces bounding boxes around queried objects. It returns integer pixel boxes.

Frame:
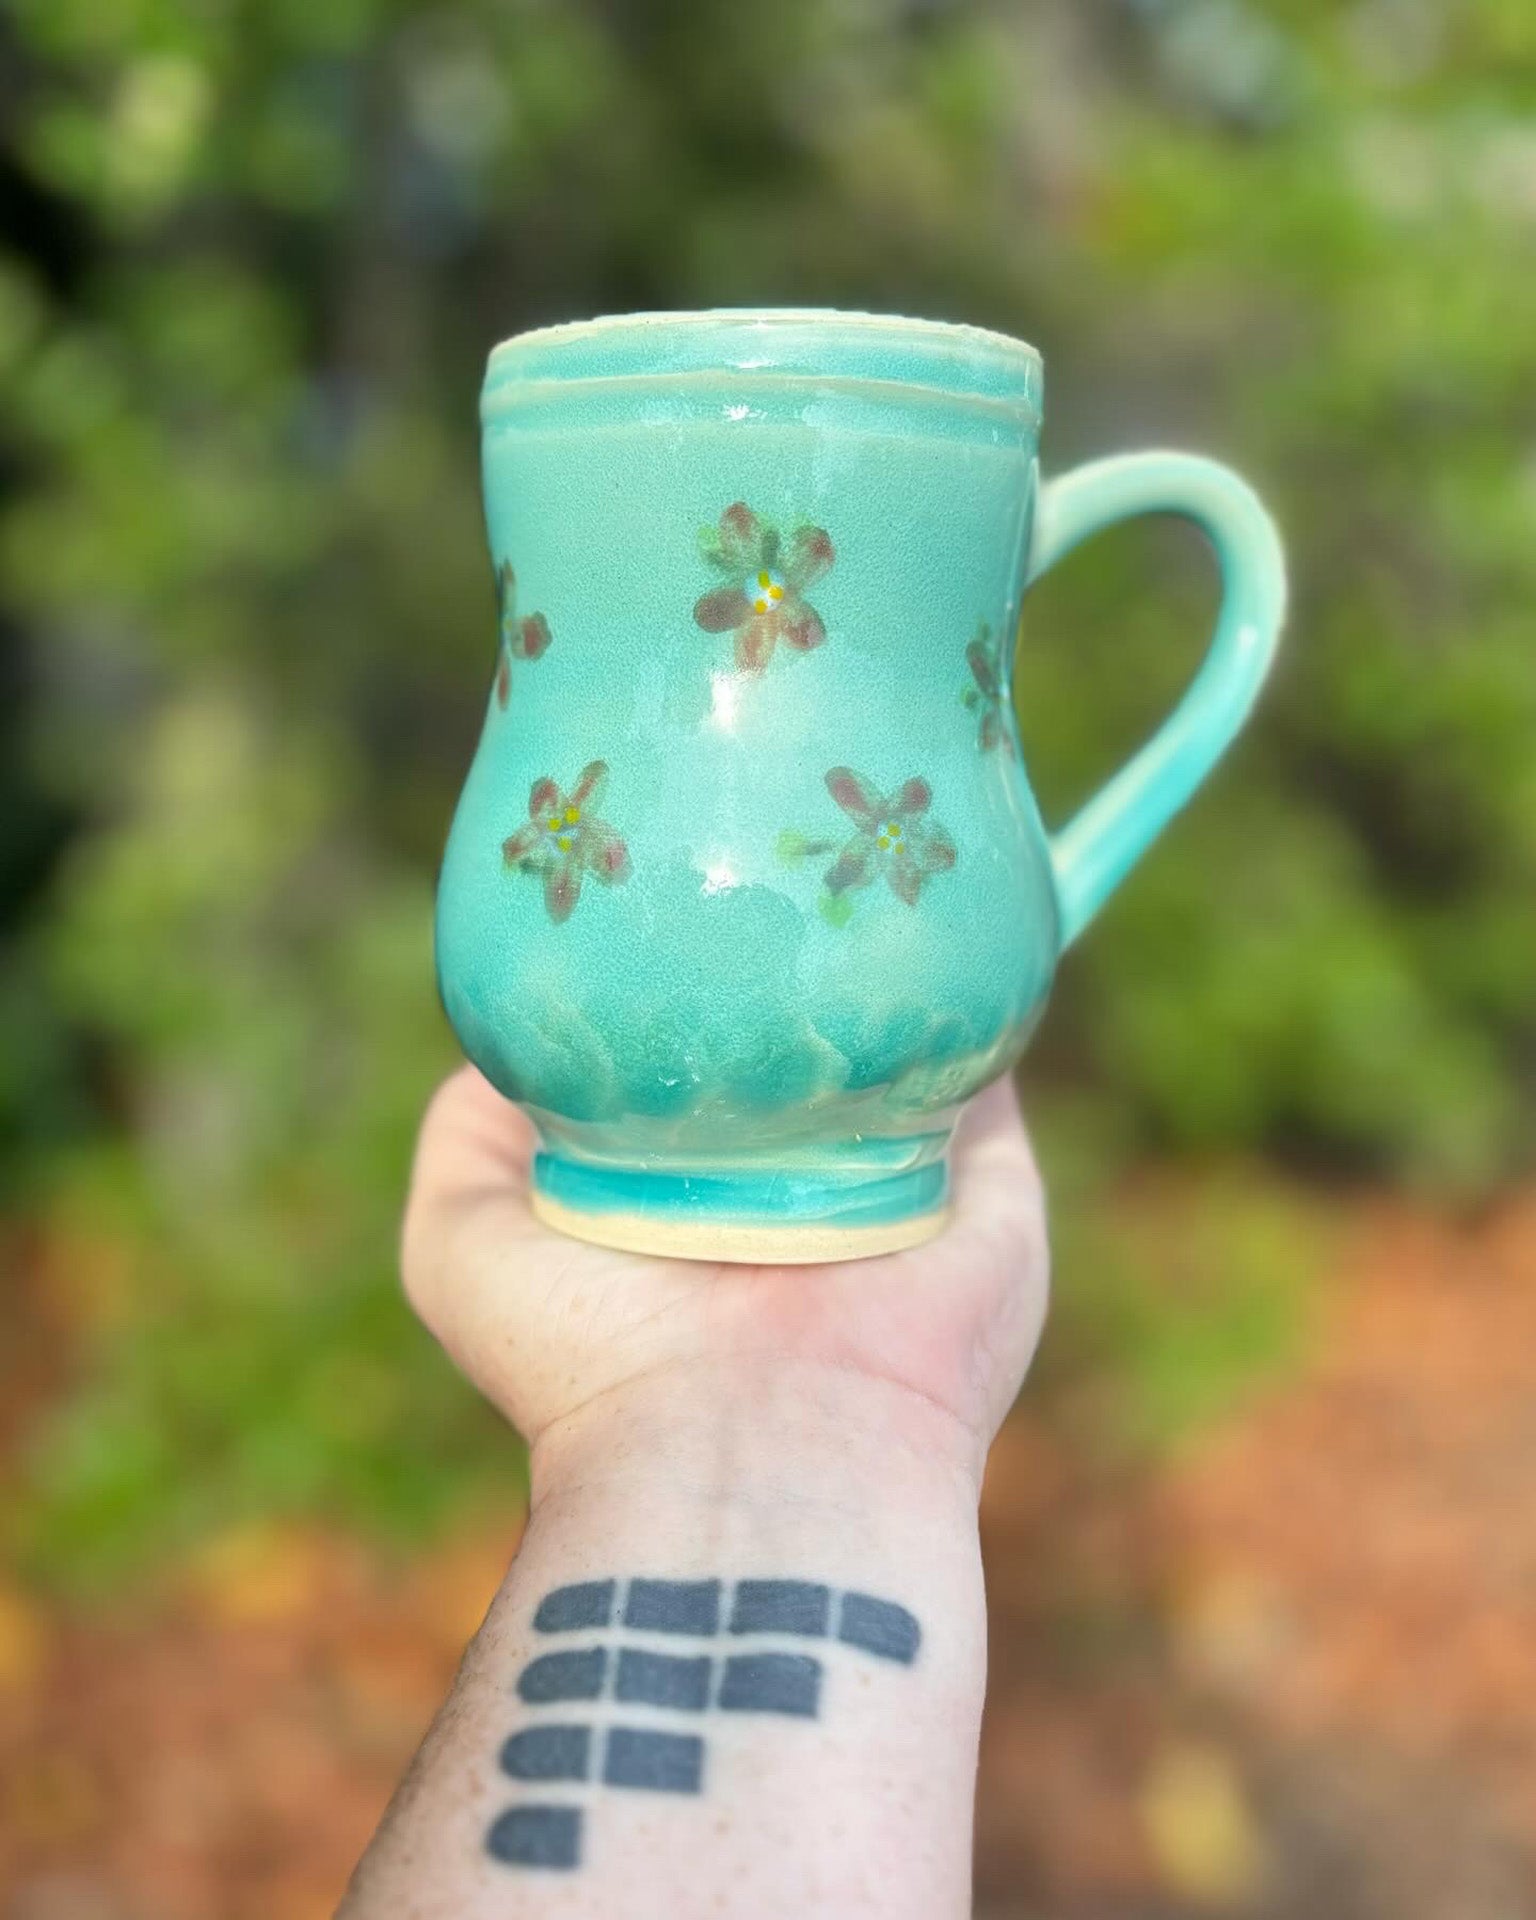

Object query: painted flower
[962,620,1013,754]
[502,760,630,923]
[693,502,835,673]
[493,560,552,708]
[789,767,957,918]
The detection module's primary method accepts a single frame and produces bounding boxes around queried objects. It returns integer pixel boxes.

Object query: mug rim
[483,308,1043,413]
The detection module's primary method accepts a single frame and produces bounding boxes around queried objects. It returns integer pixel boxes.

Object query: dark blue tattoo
[837,1590,922,1665]
[486,1576,921,1871]
[486,1804,582,1870]
[615,1647,712,1711]
[603,1726,705,1794]
[729,1579,831,1637]
[717,1652,821,1717]
[534,1579,616,1632]
[500,1724,592,1782]
[623,1577,722,1636]
[517,1646,607,1704]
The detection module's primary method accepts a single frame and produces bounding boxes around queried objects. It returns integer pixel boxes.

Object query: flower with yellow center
[694,502,836,674]
[547,802,582,852]
[503,762,631,925]
[819,768,958,909]
[749,569,786,616]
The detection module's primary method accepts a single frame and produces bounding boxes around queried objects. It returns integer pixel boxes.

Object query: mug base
[530,1190,948,1265]
[528,1150,950,1266]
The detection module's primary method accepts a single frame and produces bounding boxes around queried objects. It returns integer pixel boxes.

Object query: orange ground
[2,1192,1533,1919]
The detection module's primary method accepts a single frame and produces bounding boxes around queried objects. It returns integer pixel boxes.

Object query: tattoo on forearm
[485,1577,921,1872]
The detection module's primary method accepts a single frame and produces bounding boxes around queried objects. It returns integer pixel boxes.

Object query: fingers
[952,1069,1030,1154]
[950,1072,1042,1209]
[410,1064,538,1201]
[942,1073,1051,1431]
[401,1064,541,1316]
[945,1070,1049,1276]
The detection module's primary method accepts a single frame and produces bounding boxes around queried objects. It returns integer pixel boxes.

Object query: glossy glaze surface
[435,310,1285,1250]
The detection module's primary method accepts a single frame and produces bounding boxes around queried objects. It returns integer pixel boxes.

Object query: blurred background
[2,0,1534,1914]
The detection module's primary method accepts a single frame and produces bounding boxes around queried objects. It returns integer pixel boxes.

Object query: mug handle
[1025,452,1287,950]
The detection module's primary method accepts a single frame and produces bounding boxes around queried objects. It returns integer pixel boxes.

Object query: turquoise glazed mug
[436,310,1285,1262]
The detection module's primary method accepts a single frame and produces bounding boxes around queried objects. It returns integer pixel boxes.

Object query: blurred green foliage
[3,0,1534,1584]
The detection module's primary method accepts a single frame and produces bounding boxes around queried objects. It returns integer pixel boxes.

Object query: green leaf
[818,892,854,930]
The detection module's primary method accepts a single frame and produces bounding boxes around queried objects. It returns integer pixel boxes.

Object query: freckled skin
[337,1070,1049,1920]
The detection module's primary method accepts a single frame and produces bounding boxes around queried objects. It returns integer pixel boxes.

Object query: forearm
[339,1360,989,1919]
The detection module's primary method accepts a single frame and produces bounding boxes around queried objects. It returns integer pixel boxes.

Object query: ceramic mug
[436,310,1285,1262]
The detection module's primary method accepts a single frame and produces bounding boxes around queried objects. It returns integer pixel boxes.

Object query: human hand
[347,1076,1047,1920]
[402,1067,1049,1483]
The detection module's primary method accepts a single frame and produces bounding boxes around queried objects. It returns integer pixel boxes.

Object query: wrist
[508,1356,989,1764]
[399,1358,990,1920]
[527,1357,986,1554]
